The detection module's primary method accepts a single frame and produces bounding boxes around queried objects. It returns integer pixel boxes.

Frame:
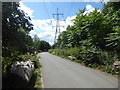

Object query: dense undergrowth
[49,47,120,75]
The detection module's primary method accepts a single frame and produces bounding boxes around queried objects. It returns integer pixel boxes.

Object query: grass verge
[30,53,42,88]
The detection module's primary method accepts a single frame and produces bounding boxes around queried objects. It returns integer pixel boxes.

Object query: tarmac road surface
[39,52,118,88]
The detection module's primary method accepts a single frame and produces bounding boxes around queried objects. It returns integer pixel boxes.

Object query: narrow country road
[39,52,118,88]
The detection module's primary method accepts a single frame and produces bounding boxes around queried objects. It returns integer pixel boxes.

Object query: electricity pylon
[52,8,64,44]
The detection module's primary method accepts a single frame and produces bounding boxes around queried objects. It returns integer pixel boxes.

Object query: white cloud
[65,16,76,26]
[18,2,34,17]
[29,19,55,45]
[31,19,55,31]
[29,15,76,45]
[38,31,55,45]
[86,4,94,10]
[83,4,95,15]
[19,2,76,45]
[83,4,101,15]
[19,2,100,45]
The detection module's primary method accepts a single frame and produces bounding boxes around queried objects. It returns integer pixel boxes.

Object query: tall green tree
[2,2,33,56]
[33,34,40,52]
[102,2,120,53]
[39,40,51,51]
[54,1,120,53]
[55,31,69,48]
[2,2,34,73]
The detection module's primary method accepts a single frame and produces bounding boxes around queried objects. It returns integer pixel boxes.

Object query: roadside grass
[33,68,41,88]
[30,53,42,88]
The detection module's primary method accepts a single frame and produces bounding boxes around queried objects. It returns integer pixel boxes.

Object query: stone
[68,56,77,60]
[113,61,120,69]
[10,60,34,82]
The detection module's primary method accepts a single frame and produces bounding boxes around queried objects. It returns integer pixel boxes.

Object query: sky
[19,1,105,45]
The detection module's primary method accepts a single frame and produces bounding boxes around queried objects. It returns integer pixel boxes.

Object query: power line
[52,8,64,44]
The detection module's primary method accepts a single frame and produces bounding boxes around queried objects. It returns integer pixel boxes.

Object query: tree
[33,34,40,52]
[2,2,33,57]
[2,2,34,74]
[49,2,120,74]
[54,1,120,53]
[102,2,120,53]
[39,41,51,51]
[54,31,69,48]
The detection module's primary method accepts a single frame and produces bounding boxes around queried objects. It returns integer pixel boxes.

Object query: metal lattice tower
[52,8,64,44]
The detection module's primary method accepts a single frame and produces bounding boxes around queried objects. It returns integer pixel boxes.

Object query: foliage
[33,34,40,52]
[2,2,50,74]
[51,2,120,75]
[55,31,69,48]
[2,2,34,74]
[2,2,34,57]
[33,68,41,88]
[39,40,51,51]
[102,2,120,52]
[53,2,120,51]
[2,52,40,73]
[32,34,51,52]
[32,54,41,88]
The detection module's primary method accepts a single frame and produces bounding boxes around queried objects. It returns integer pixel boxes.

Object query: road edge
[39,55,44,89]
